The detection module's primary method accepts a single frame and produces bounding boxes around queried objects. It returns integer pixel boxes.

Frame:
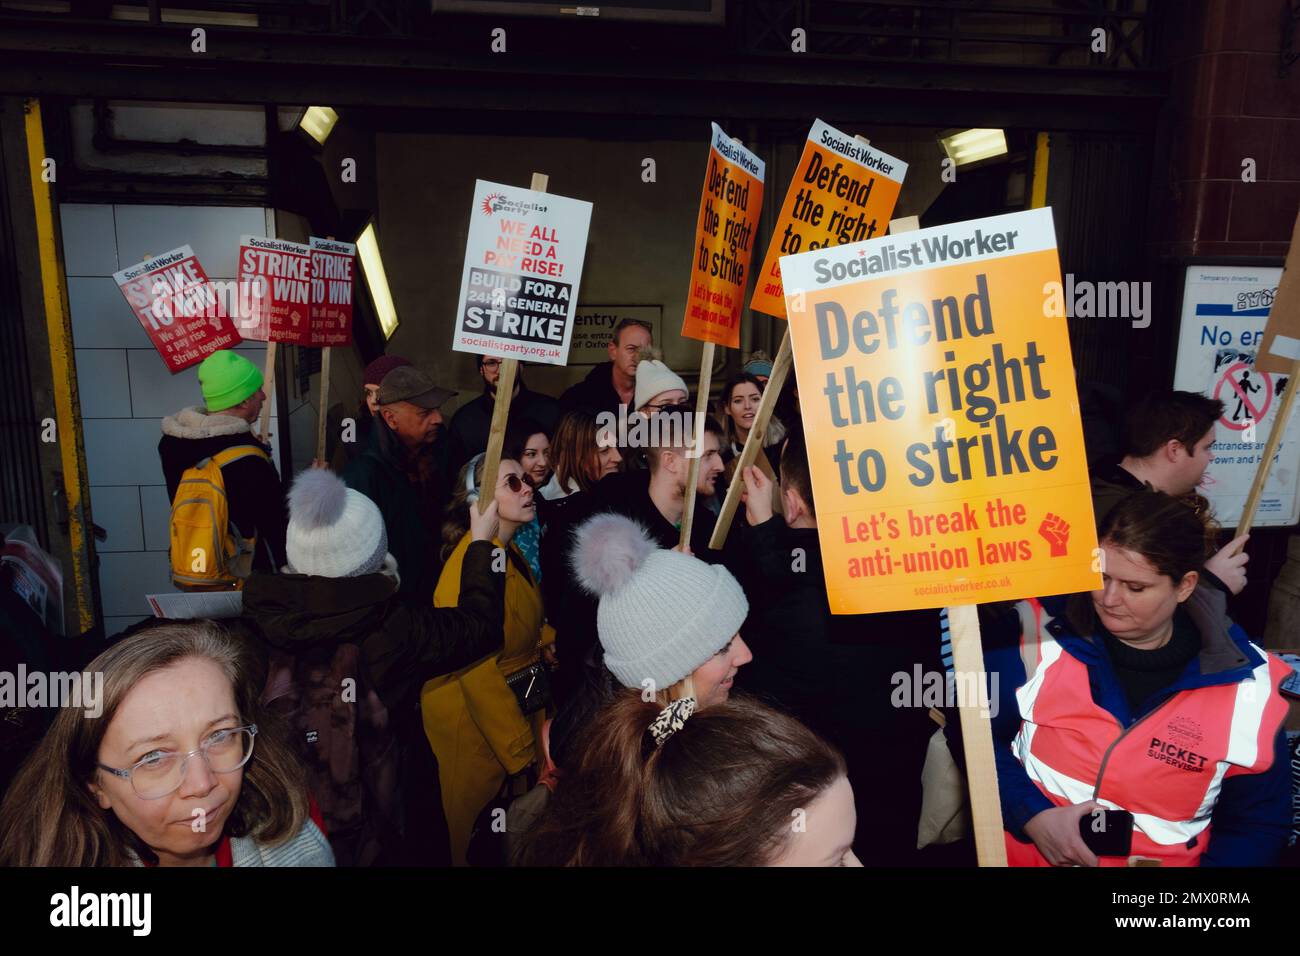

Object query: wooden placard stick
[679,341,716,548]
[708,133,882,550]
[1235,214,1300,541]
[946,603,1008,866]
[257,340,277,443]
[1234,356,1300,538]
[315,345,331,461]
[707,330,792,549]
[478,171,549,513]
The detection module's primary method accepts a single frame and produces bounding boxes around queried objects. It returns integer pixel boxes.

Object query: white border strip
[780,206,1057,295]
[807,118,908,184]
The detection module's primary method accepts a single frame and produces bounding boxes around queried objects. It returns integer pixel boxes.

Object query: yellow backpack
[169,445,270,590]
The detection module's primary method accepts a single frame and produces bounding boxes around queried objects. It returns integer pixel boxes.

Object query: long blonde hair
[0,621,310,866]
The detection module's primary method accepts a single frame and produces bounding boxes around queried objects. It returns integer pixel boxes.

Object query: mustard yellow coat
[420,532,553,865]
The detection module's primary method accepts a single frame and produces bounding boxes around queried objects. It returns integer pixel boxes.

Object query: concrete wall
[374,127,950,418]
[376,132,707,415]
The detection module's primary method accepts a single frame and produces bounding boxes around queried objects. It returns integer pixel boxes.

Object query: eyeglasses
[481,359,502,370]
[98,725,258,800]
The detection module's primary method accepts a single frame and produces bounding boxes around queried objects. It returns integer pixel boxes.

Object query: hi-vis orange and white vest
[1006,598,1290,867]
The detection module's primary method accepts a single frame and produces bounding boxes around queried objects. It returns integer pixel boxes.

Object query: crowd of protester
[0,316,1291,868]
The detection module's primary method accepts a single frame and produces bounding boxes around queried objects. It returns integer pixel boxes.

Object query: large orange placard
[779,208,1100,613]
[751,119,907,320]
[681,124,765,347]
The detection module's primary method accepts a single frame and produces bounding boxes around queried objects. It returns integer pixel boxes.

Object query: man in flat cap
[344,366,457,605]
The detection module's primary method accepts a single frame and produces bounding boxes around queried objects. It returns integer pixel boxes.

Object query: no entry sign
[1214,361,1273,430]
[1173,264,1299,525]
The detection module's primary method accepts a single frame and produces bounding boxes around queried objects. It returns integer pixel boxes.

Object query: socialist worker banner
[236,235,311,344]
[309,237,356,347]
[779,207,1099,614]
[113,246,241,374]
[681,124,764,347]
[751,119,908,320]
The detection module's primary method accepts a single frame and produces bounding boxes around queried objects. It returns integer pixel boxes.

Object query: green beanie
[199,350,263,412]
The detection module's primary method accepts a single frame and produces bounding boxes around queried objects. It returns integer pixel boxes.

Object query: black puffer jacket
[242,541,503,715]
[241,542,503,865]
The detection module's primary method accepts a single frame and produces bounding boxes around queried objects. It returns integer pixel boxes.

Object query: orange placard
[681,124,765,347]
[751,119,907,320]
[779,208,1100,613]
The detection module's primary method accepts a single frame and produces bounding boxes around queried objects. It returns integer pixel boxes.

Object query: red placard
[236,235,312,344]
[309,237,356,347]
[113,245,241,373]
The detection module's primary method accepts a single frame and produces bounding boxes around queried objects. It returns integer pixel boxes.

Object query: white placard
[1173,265,1299,527]
[452,180,593,366]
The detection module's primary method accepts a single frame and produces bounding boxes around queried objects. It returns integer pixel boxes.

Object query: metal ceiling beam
[0,16,1166,131]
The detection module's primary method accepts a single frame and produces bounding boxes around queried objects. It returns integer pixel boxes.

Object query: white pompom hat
[570,512,748,690]
[285,469,389,578]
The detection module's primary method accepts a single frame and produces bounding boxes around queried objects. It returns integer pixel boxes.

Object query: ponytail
[517,694,845,867]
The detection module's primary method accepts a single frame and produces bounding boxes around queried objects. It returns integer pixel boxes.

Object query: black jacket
[447,384,561,478]
[738,516,944,864]
[539,470,726,702]
[1090,458,1230,594]
[739,517,942,733]
[157,406,288,571]
[241,542,503,865]
[558,362,626,420]
[241,540,504,714]
[343,419,448,605]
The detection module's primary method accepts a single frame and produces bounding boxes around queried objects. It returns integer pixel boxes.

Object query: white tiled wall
[63,203,280,635]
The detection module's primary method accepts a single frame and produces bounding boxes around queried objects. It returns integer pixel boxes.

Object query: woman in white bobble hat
[515,514,862,867]
[241,467,505,865]
[545,512,753,771]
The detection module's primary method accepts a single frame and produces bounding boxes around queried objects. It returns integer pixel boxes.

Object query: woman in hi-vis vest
[422,454,553,866]
[984,490,1290,867]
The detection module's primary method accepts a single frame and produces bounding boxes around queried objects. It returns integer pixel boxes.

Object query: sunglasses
[500,473,526,493]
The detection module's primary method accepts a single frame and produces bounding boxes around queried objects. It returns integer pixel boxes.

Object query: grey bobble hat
[570,512,748,690]
[285,468,389,578]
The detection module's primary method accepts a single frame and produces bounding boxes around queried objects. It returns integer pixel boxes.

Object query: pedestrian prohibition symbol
[1214,361,1273,431]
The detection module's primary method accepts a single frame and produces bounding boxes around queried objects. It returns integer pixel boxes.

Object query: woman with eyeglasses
[423,454,554,865]
[0,620,333,866]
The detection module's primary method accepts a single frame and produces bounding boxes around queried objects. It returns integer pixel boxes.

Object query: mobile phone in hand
[1078,807,1134,857]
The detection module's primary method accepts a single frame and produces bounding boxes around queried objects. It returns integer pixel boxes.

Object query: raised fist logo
[1038,513,1070,557]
